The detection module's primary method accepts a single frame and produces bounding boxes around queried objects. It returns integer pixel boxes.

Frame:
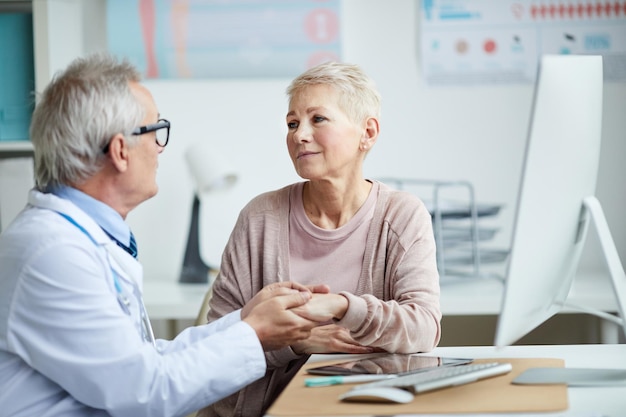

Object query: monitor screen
[494,54,604,347]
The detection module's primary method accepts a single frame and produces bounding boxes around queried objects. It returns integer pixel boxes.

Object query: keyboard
[351,362,513,394]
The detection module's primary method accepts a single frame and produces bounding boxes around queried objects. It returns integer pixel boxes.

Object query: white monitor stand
[494,55,625,385]
[515,197,626,386]
[563,196,626,339]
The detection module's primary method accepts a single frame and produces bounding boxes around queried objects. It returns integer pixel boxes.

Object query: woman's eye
[287,121,298,129]
[313,115,326,123]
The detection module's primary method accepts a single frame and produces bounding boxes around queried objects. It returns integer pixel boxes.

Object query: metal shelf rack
[378,177,508,282]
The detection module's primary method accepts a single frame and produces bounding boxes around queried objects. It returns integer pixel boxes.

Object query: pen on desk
[304,374,397,387]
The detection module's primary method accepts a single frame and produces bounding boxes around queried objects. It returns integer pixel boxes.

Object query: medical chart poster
[420,0,626,85]
[107,0,341,79]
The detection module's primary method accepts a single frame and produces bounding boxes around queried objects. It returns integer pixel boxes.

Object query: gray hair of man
[30,53,145,191]
[285,61,381,125]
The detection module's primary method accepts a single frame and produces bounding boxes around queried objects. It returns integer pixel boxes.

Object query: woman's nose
[293,124,312,143]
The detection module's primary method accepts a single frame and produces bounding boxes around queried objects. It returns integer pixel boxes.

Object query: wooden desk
[268,344,626,416]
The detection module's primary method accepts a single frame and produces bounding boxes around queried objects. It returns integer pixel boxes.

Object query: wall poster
[107,0,341,79]
[420,0,626,85]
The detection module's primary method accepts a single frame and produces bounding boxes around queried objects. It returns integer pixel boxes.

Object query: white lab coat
[0,190,266,417]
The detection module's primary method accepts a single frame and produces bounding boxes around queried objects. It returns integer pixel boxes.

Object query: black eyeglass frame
[103,118,170,153]
[132,118,170,147]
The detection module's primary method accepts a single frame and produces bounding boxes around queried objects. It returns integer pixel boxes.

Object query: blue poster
[107,0,341,79]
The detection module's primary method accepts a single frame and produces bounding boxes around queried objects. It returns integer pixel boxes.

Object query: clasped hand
[241,283,373,354]
[241,282,331,351]
[241,282,372,354]
[290,293,375,355]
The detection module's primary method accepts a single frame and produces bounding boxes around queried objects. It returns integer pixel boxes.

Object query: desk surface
[143,280,210,320]
[439,269,617,315]
[299,344,626,416]
[143,270,617,320]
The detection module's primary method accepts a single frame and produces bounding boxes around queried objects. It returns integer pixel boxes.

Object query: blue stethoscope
[57,212,156,347]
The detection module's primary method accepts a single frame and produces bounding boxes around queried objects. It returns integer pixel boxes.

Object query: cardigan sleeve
[335,191,442,353]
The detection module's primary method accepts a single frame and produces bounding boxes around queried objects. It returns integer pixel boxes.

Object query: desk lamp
[180,143,238,283]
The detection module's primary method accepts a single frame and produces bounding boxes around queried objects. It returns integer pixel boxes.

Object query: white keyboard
[352,362,513,394]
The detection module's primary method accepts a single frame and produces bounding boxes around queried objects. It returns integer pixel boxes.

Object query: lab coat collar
[28,189,111,246]
[27,189,143,287]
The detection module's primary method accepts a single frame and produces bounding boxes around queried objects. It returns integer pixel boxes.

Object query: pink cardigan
[198,181,441,417]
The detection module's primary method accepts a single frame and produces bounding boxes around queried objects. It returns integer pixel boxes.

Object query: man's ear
[360,116,379,151]
[106,134,129,172]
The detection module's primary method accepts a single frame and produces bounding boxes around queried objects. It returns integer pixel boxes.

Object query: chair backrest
[195,286,213,326]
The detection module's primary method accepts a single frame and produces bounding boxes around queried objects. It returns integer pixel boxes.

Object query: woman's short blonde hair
[286,61,381,124]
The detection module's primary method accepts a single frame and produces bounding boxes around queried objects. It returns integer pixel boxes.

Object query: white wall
[20,0,626,282]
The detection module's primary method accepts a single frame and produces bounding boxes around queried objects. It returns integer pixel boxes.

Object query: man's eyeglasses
[103,119,170,153]
[133,118,170,147]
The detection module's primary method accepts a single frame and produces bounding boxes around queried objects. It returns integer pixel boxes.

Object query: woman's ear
[360,116,379,151]
[106,134,130,172]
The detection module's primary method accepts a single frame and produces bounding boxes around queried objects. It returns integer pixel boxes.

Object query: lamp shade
[185,142,238,194]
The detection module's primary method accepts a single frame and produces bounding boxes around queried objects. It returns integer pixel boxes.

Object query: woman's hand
[291,324,375,355]
[290,293,349,322]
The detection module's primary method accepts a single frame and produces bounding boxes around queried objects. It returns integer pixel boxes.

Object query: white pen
[304,374,397,387]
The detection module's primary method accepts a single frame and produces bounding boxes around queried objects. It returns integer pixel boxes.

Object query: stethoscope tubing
[56,211,156,346]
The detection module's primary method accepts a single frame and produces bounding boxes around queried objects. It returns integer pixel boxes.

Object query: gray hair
[285,61,381,124]
[30,53,144,190]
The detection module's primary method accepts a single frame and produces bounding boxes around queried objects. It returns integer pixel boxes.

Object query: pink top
[289,181,378,294]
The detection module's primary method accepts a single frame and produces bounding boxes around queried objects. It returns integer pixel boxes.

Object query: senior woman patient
[197,61,441,417]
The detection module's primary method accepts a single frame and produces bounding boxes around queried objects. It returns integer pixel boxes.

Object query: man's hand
[291,324,375,355]
[242,282,327,351]
[241,282,330,319]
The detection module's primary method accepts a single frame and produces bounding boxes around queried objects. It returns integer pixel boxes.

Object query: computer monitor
[494,54,626,347]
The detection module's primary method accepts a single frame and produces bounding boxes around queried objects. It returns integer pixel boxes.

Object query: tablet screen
[306,354,473,376]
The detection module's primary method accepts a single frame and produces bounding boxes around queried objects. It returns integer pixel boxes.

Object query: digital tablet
[306,354,473,376]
